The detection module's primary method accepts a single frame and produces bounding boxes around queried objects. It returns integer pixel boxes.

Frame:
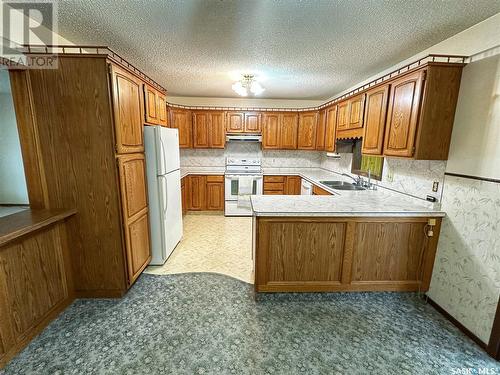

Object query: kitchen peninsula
[251,173,444,293]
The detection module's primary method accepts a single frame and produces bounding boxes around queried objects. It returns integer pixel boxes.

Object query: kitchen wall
[427,53,500,344]
[180,143,322,169]
[0,71,29,204]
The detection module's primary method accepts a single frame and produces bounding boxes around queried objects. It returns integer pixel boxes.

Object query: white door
[157,127,180,175]
[158,169,183,261]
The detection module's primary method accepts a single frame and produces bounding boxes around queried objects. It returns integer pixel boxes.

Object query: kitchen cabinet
[226,111,262,133]
[206,175,225,210]
[157,92,168,126]
[169,108,192,148]
[117,154,151,285]
[262,113,280,149]
[347,93,365,129]
[312,184,332,195]
[181,177,188,215]
[362,85,389,155]
[226,112,245,133]
[254,216,442,293]
[193,111,225,149]
[280,113,299,149]
[316,109,327,150]
[298,112,318,150]
[336,101,349,132]
[264,175,301,195]
[325,106,337,152]
[144,85,168,126]
[187,175,206,211]
[285,176,302,195]
[11,57,157,297]
[383,65,463,159]
[110,65,144,154]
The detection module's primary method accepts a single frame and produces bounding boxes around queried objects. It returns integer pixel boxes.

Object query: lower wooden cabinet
[181,177,188,215]
[264,175,301,195]
[185,175,224,211]
[312,184,332,195]
[117,154,152,286]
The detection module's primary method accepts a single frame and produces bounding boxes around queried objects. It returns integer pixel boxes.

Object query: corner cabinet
[110,65,144,153]
[117,154,151,286]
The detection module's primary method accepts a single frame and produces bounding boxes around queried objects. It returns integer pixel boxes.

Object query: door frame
[487,296,500,359]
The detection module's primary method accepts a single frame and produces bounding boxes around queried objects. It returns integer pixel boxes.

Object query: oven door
[225,174,263,201]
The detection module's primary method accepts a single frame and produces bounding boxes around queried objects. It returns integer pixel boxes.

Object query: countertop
[179,166,444,217]
[0,208,77,247]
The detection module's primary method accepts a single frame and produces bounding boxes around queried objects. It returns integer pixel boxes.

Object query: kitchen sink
[319,180,366,191]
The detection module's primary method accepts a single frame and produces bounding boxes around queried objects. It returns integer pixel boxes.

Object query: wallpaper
[428,175,500,343]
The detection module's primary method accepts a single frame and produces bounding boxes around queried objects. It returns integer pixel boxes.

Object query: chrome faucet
[342,173,364,186]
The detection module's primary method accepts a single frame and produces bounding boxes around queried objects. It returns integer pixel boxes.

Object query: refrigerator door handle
[159,175,168,216]
[159,138,168,175]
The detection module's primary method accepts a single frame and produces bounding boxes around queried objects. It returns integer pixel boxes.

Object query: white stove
[224,158,263,216]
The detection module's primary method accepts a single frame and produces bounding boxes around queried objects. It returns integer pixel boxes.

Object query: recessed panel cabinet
[193,111,225,149]
[280,113,299,149]
[298,112,318,150]
[185,175,224,211]
[316,109,327,150]
[362,85,389,155]
[111,65,144,153]
[226,111,261,133]
[169,108,192,148]
[262,113,298,150]
[325,106,337,152]
[144,85,168,126]
[262,113,280,149]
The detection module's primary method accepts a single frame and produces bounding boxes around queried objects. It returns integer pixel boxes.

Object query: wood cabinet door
[325,106,338,152]
[312,185,331,195]
[262,113,280,149]
[157,92,168,126]
[110,65,144,153]
[206,179,224,210]
[336,101,349,131]
[244,112,262,133]
[144,85,159,125]
[285,176,302,195]
[181,178,188,215]
[187,175,206,210]
[209,112,225,148]
[316,109,327,150]
[117,154,151,284]
[279,113,298,149]
[170,109,192,148]
[298,112,318,150]
[362,85,389,155]
[226,112,245,133]
[347,93,365,129]
[384,71,425,157]
[192,112,209,148]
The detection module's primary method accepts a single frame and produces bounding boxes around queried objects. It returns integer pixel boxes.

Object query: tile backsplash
[180,144,447,202]
[180,143,323,169]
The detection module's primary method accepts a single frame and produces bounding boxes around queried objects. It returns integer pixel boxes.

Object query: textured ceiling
[56,0,500,100]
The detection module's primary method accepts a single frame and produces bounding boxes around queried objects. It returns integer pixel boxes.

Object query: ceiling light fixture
[232,74,265,97]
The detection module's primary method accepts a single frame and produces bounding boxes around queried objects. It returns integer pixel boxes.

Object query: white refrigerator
[144,126,183,265]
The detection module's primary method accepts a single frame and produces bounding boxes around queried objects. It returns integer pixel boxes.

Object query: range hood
[226,134,262,142]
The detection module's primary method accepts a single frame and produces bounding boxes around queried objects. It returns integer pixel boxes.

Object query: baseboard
[425,295,488,351]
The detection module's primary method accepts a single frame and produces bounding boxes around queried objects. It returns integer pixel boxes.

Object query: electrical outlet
[432,181,439,192]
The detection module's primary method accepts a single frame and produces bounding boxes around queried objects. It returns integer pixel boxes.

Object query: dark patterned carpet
[1,273,498,374]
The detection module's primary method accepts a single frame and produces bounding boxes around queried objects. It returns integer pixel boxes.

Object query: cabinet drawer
[264,176,286,183]
[206,175,224,183]
[264,190,284,195]
[264,182,285,191]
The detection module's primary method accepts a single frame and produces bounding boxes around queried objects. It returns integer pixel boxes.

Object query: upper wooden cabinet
[384,70,424,158]
[362,85,389,155]
[144,85,168,126]
[110,65,144,153]
[262,113,280,149]
[348,94,365,129]
[193,111,225,149]
[226,111,262,133]
[325,106,337,152]
[280,113,299,149]
[169,108,192,148]
[336,101,349,132]
[226,112,245,133]
[316,109,327,150]
[298,112,318,150]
